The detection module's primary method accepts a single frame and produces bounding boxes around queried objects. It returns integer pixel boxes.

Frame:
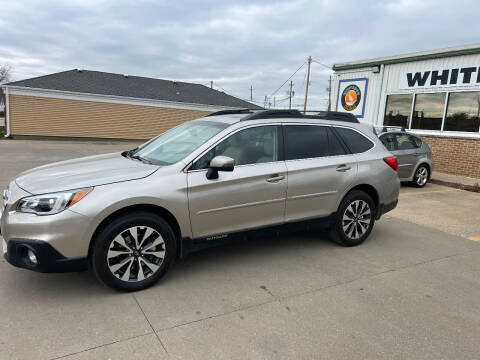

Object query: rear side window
[396,134,419,150]
[380,134,397,151]
[335,127,374,153]
[284,125,329,160]
[411,135,422,148]
[327,127,348,156]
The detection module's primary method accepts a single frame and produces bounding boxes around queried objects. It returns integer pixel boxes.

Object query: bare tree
[0,64,12,84]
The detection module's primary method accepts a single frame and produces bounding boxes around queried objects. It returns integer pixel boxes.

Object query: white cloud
[0,0,479,109]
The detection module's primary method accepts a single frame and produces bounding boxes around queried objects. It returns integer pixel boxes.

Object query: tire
[329,190,375,246]
[91,211,176,292]
[411,164,430,188]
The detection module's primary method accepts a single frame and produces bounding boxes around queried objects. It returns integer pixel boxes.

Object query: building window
[384,94,413,128]
[444,91,480,132]
[411,93,446,131]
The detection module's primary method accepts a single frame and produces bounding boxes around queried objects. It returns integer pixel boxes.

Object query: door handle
[336,165,351,172]
[266,174,285,183]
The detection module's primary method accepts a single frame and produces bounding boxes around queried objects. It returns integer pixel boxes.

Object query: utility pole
[303,55,312,114]
[250,85,253,101]
[274,96,276,108]
[289,81,293,109]
[327,75,332,111]
[210,81,213,89]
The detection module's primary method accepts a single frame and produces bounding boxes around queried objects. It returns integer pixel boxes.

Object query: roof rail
[205,109,254,117]
[240,109,359,123]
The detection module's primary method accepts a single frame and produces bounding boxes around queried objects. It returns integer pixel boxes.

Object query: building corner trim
[5,86,11,138]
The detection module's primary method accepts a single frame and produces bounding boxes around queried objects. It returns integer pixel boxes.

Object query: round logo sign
[341,85,361,111]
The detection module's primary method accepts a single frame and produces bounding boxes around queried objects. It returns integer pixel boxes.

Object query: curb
[430,178,480,193]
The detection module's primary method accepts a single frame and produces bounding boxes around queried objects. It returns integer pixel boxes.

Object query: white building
[332,44,480,178]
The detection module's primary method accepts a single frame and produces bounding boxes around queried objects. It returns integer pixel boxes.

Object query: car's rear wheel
[411,164,429,188]
[91,211,176,292]
[329,190,375,246]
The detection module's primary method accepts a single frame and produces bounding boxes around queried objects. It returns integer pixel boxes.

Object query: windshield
[133,120,229,165]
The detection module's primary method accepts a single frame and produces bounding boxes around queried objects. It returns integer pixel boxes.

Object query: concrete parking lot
[1,139,479,360]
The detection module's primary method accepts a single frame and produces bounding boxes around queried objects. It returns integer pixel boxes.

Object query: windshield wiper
[121,148,152,164]
[121,148,138,158]
[130,154,153,164]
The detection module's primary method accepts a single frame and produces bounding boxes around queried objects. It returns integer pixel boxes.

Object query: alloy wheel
[416,167,428,186]
[342,200,371,240]
[107,226,165,282]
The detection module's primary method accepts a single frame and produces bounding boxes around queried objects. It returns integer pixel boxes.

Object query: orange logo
[341,85,361,111]
[344,89,357,106]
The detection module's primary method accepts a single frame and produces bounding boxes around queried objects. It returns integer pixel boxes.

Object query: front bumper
[4,238,88,273]
[1,207,93,259]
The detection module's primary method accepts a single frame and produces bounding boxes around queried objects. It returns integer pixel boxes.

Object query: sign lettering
[400,66,480,89]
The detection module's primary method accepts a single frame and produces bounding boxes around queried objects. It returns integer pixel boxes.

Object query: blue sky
[0,0,479,109]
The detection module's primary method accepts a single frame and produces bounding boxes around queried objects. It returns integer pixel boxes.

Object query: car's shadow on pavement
[1,229,340,297]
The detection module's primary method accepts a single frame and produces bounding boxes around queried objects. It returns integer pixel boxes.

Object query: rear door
[284,124,357,222]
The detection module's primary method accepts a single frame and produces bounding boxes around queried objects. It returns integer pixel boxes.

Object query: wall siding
[332,69,381,125]
[9,95,212,140]
[422,135,480,178]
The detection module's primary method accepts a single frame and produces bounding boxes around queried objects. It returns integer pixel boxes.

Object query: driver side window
[191,126,279,170]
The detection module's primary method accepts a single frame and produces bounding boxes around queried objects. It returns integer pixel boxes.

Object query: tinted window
[380,134,397,151]
[396,134,420,150]
[327,127,348,156]
[411,93,446,130]
[335,127,374,153]
[444,91,480,132]
[384,94,413,128]
[285,125,329,160]
[192,125,279,169]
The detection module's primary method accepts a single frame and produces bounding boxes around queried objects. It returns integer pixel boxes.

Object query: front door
[187,125,287,239]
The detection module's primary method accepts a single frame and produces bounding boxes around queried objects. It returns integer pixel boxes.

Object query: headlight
[17,188,92,215]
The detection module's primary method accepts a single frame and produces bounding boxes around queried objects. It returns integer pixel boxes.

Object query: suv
[1,109,399,291]
[375,127,434,188]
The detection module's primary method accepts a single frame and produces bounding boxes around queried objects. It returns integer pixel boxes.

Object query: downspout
[4,86,10,138]
[374,64,385,126]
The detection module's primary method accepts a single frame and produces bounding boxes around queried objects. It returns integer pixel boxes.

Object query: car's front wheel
[329,190,375,246]
[91,211,176,291]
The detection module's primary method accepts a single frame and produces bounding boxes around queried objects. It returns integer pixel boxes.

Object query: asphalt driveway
[0,139,479,360]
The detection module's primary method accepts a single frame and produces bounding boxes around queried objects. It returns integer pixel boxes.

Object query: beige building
[1,69,261,140]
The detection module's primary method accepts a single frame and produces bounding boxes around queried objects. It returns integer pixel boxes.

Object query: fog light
[27,249,38,265]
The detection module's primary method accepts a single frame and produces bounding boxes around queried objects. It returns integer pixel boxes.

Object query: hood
[15,152,159,194]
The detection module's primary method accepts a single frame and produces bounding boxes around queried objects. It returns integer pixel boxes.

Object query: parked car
[1,109,400,291]
[375,127,434,188]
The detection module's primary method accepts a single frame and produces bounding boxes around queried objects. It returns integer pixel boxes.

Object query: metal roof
[5,69,263,109]
[333,43,480,71]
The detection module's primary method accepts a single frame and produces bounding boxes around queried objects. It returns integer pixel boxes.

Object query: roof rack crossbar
[205,109,254,117]
[240,109,359,123]
[375,126,406,133]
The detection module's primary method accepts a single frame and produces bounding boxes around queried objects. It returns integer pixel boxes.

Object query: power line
[311,59,332,69]
[268,62,306,98]
[213,84,260,104]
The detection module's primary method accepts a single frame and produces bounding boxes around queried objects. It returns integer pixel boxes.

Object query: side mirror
[206,156,234,180]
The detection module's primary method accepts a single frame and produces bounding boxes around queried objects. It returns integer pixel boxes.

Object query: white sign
[399,66,480,90]
[335,78,368,118]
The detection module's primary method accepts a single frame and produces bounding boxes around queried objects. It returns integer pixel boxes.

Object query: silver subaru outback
[1,109,399,291]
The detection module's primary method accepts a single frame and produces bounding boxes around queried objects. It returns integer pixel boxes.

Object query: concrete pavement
[0,139,479,360]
